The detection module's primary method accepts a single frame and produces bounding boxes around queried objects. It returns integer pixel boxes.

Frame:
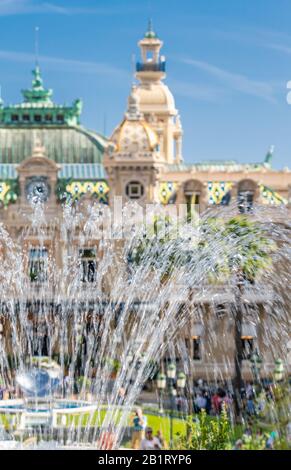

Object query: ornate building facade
[0,23,290,380]
[105,23,290,214]
[1,24,290,222]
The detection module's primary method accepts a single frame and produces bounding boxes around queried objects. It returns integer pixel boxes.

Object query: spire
[125,85,142,120]
[21,26,53,104]
[264,145,274,166]
[145,18,157,39]
[35,26,40,67]
[22,66,53,104]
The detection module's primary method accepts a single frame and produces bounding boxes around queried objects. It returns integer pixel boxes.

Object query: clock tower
[17,139,60,206]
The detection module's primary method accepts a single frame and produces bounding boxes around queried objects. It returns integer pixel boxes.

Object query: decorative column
[175,136,182,164]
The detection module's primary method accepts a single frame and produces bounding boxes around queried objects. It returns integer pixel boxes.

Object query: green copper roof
[0,164,17,179]
[0,163,105,180]
[0,66,83,126]
[0,65,108,177]
[59,163,105,179]
[0,126,107,164]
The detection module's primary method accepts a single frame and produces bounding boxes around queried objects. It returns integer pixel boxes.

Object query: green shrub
[175,407,232,450]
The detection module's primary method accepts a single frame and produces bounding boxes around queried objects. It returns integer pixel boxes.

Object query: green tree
[128,214,276,420]
[127,215,187,282]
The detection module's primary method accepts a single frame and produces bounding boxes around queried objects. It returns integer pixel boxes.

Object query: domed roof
[0,125,107,164]
[110,85,158,153]
[111,119,158,153]
[0,66,108,165]
[136,83,176,112]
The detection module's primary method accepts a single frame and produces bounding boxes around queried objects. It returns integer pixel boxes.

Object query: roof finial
[35,26,39,68]
[22,44,53,104]
[145,18,157,39]
[32,137,46,158]
[148,18,153,33]
[264,145,274,166]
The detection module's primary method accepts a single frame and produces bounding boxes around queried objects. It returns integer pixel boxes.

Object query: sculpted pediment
[18,155,60,172]
[17,141,60,176]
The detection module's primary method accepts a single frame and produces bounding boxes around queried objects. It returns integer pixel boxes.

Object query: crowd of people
[183,378,278,419]
[193,387,232,415]
[177,379,234,416]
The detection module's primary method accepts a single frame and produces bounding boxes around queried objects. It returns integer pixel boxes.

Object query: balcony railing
[136,61,166,72]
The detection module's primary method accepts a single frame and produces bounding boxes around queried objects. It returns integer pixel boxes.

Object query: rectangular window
[241,338,254,360]
[34,115,42,122]
[29,248,48,283]
[193,338,201,360]
[11,114,19,121]
[23,114,30,122]
[79,248,96,283]
[57,114,64,122]
[45,114,53,122]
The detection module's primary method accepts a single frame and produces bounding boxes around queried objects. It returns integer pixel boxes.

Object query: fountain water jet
[0,200,290,449]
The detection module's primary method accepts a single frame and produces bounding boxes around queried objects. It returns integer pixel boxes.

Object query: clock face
[26,177,50,203]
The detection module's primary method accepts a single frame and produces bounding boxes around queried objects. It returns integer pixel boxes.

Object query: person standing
[194,392,207,412]
[246,394,256,417]
[131,408,147,450]
[211,390,222,415]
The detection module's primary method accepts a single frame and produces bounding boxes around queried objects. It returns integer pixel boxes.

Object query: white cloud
[168,78,225,102]
[0,0,132,16]
[0,49,129,79]
[0,0,23,15]
[268,43,291,55]
[180,58,276,103]
[197,25,291,60]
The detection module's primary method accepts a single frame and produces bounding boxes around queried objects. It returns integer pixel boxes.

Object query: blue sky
[1,0,291,168]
